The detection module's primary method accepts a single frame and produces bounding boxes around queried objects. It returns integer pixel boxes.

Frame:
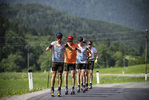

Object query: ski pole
[47,70,50,88]
[47,49,52,88]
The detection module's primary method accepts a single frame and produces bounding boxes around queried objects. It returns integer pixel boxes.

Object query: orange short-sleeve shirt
[64,43,79,64]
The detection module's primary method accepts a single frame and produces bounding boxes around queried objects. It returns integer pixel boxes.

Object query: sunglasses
[68,41,73,42]
[88,44,92,45]
[78,41,83,43]
[57,38,62,39]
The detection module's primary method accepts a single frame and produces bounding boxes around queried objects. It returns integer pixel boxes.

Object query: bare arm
[65,43,73,51]
[46,41,55,51]
[95,52,99,60]
[77,48,81,53]
[75,47,81,53]
[86,48,91,54]
[88,51,92,58]
[86,45,92,58]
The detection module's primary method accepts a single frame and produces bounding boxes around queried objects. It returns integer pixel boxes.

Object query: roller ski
[50,89,54,97]
[85,86,88,91]
[80,86,83,91]
[77,86,80,93]
[71,90,75,95]
[65,88,68,95]
[82,87,86,93]
[71,87,75,95]
[89,85,92,89]
[89,83,92,89]
[57,88,61,97]
[82,86,85,93]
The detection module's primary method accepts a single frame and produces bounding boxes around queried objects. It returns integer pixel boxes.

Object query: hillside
[0,0,149,30]
[0,3,145,48]
[0,4,131,34]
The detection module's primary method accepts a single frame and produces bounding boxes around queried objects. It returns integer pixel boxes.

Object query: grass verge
[0,64,149,98]
[93,64,149,74]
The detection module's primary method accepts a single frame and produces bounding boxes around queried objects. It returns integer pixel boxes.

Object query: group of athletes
[46,32,98,97]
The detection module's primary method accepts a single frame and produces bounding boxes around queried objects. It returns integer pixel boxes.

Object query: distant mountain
[0,4,146,50]
[0,0,149,30]
[0,4,132,34]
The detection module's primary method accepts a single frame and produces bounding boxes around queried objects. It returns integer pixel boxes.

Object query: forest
[0,3,148,72]
[1,0,149,30]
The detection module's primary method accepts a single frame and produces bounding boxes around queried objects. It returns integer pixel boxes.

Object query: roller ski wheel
[65,90,68,95]
[77,89,80,93]
[58,93,60,97]
[65,88,68,95]
[89,85,92,89]
[51,93,54,97]
[57,90,61,97]
[71,91,75,95]
[82,89,85,93]
[85,87,88,91]
[50,90,54,97]
[80,87,83,91]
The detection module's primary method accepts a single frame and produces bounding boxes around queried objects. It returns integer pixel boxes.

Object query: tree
[139,46,144,56]
[0,54,23,72]
[113,51,123,67]
[37,52,52,72]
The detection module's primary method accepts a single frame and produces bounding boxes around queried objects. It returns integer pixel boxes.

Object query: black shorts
[86,64,90,70]
[64,63,76,71]
[52,62,64,73]
[89,61,94,70]
[76,64,87,70]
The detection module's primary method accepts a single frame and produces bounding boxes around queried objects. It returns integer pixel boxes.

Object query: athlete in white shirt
[87,41,99,89]
[76,37,91,93]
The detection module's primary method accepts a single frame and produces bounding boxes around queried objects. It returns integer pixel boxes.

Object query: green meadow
[0,64,149,98]
[94,64,149,74]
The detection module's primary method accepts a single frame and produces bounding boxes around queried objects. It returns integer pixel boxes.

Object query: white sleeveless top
[76,44,87,63]
[52,41,65,62]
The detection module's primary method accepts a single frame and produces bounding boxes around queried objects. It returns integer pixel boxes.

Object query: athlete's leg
[81,69,86,92]
[50,71,56,96]
[51,71,57,95]
[82,69,85,85]
[90,70,93,83]
[64,71,68,86]
[51,71,57,87]
[64,63,69,94]
[58,72,62,87]
[77,69,81,85]
[71,70,75,87]
[85,69,88,84]
[76,64,81,92]
[80,69,83,88]
[85,69,88,90]
[89,61,94,89]
[58,63,64,88]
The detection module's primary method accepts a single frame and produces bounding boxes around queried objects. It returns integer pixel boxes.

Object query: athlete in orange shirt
[64,35,81,95]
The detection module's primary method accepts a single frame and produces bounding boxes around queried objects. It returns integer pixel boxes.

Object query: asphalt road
[28,82,149,100]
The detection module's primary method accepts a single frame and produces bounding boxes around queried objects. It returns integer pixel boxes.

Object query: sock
[72,87,74,90]
[58,87,61,90]
[81,83,83,86]
[90,83,92,86]
[65,86,68,89]
[78,84,80,87]
[86,83,88,86]
[51,86,54,91]
[83,85,85,88]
